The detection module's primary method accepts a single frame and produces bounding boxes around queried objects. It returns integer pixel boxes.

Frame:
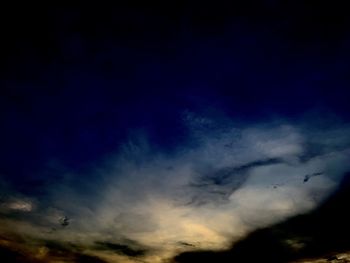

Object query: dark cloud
[94,241,147,257]
[0,238,108,263]
[73,254,108,263]
[187,158,284,205]
[173,172,350,263]
[303,172,323,183]
[41,240,108,262]
[0,246,43,263]
[178,242,196,248]
[198,158,284,186]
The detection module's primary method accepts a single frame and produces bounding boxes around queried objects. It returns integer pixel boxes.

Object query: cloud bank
[1,114,350,262]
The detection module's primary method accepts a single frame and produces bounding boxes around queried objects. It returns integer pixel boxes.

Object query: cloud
[0,235,109,263]
[173,171,350,263]
[1,198,34,212]
[7,201,32,212]
[94,241,147,257]
[1,113,350,262]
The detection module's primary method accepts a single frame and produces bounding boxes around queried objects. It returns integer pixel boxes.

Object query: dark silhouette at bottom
[174,172,350,263]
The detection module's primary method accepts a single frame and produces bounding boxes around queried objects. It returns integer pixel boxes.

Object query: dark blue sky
[1,2,349,184]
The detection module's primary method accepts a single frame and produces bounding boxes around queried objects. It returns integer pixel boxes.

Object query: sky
[1,2,350,263]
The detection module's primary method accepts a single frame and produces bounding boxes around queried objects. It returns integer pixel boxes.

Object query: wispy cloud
[1,113,350,262]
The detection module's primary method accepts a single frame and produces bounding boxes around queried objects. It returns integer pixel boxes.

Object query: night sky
[1,2,350,263]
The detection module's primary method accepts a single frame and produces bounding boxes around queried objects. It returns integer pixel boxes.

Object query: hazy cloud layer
[1,114,350,262]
